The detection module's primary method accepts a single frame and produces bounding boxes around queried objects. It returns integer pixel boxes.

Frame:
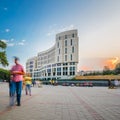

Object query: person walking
[24,73,32,96]
[32,80,36,87]
[10,57,25,106]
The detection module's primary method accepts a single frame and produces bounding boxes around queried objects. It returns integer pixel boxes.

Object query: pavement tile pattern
[0,83,120,120]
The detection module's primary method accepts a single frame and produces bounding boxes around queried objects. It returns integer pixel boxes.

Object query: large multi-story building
[26,29,79,80]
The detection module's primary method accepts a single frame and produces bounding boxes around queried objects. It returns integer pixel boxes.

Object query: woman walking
[24,73,32,96]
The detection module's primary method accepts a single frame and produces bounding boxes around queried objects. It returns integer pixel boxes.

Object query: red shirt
[11,64,24,82]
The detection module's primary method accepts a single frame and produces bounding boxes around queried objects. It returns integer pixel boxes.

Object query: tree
[0,40,9,66]
[0,68,10,81]
[114,63,120,75]
[102,66,114,75]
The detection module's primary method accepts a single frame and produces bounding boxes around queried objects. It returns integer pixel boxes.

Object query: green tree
[0,40,9,66]
[114,63,120,75]
[102,66,114,75]
[0,68,10,81]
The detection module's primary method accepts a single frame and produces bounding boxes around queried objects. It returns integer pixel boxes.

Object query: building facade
[26,29,79,80]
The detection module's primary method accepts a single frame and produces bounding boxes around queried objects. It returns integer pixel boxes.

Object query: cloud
[22,40,26,42]
[7,43,15,47]
[4,8,8,11]
[17,39,26,46]
[18,42,25,46]
[5,29,10,32]
[0,38,26,47]
[104,57,119,70]
[58,24,75,32]
[46,31,56,36]
[78,57,120,71]
[10,38,14,41]
[46,24,76,37]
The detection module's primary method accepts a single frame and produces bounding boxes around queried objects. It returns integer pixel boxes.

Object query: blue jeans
[25,84,31,95]
[9,81,14,97]
[12,81,22,105]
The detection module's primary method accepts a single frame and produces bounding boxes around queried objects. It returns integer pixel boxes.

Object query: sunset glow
[105,57,119,69]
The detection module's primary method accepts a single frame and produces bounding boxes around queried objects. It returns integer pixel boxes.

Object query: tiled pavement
[0,82,120,120]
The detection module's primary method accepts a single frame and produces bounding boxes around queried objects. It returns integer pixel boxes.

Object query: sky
[0,0,120,71]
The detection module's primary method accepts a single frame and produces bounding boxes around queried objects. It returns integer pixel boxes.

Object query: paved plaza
[0,83,120,120]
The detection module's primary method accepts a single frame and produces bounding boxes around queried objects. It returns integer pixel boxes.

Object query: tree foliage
[114,63,120,75]
[0,40,7,49]
[0,40,9,66]
[0,68,10,81]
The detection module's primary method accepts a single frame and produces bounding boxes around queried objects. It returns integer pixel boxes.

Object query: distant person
[32,80,36,87]
[24,73,32,96]
[114,79,119,87]
[55,80,58,85]
[52,80,55,85]
[36,80,40,87]
[10,57,25,106]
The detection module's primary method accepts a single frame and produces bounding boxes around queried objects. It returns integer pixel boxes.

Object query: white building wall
[26,29,79,80]
[37,45,55,68]
[56,29,78,63]
[26,56,37,75]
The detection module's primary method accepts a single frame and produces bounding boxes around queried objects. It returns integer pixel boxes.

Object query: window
[63,67,68,75]
[57,42,59,48]
[65,35,67,39]
[57,63,61,66]
[52,64,56,67]
[63,63,68,66]
[65,40,67,46]
[45,73,47,76]
[69,67,75,75]
[71,39,72,46]
[30,61,33,64]
[72,46,74,53]
[57,68,61,76]
[59,36,61,40]
[59,49,60,54]
[47,65,51,68]
[57,68,61,72]
[63,67,67,71]
[52,68,56,76]
[57,72,61,75]
[73,67,75,70]
[65,48,67,54]
[47,69,51,73]
[71,54,72,61]
[52,68,56,72]
[72,34,74,37]
[30,65,33,68]
[70,72,75,75]
[70,62,75,65]
[65,55,67,61]
[48,73,51,76]
[53,72,56,76]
